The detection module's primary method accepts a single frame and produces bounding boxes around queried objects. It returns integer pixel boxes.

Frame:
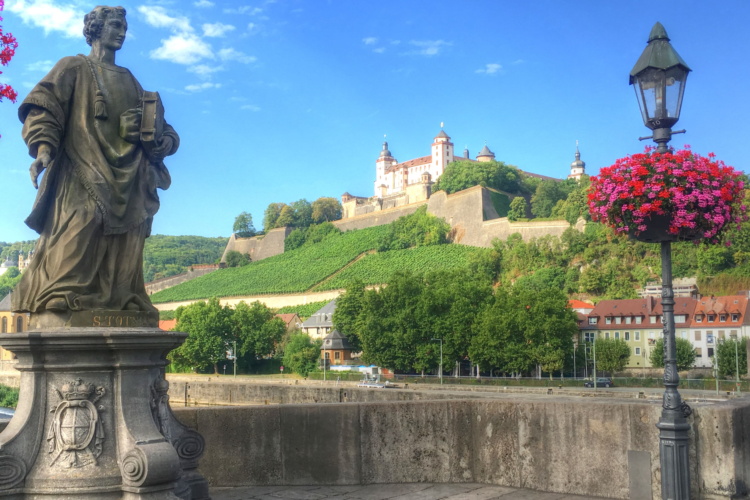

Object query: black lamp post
[630,23,692,500]
[630,22,691,153]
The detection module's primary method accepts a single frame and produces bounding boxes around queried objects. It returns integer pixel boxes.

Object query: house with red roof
[689,295,750,368]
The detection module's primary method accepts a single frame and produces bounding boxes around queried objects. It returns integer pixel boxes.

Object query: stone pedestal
[0,324,210,499]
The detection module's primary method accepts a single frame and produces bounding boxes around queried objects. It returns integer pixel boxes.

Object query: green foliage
[508,197,527,222]
[0,385,19,409]
[593,338,631,374]
[312,197,342,223]
[433,160,525,195]
[159,310,176,321]
[489,191,511,218]
[143,235,228,283]
[531,179,572,218]
[169,297,284,373]
[377,206,450,251]
[275,300,329,319]
[285,222,341,251]
[225,250,251,268]
[233,211,255,237]
[550,175,591,224]
[281,333,322,376]
[0,267,21,298]
[263,202,286,232]
[649,337,697,372]
[715,338,747,378]
[0,241,35,262]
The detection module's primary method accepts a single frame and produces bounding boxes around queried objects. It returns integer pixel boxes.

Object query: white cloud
[188,64,224,77]
[475,63,502,75]
[194,0,215,7]
[407,40,451,56]
[150,33,214,65]
[240,104,260,112]
[224,6,262,15]
[363,37,377,45]
[137,5,193,33]
[202,22,235,38]
[373,47,385,54]
[26,60,55,72]
[185,82,222,92]
[6,0,85,38]
[218,48,256,64]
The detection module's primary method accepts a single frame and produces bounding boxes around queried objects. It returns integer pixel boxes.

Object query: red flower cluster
[587,147,747,244]
[0,0,18,103]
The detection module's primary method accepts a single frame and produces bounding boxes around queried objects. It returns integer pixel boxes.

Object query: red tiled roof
[385,155,432,174]
[584,297,697,329]
[159,319,177,331]
[690,295,749,327]
[276,313,301,328]
[568,299,594,310]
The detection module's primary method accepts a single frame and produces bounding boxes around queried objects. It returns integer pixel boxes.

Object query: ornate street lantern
[630,22,691,152]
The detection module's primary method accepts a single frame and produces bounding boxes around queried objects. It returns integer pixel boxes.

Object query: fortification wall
[173,387,750,499]
[145,266,220,295]
[221,226,292,263]
[332,201,427,232]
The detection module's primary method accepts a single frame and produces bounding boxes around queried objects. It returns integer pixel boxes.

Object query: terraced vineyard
[150,225,389,303]
[313,244,486,291]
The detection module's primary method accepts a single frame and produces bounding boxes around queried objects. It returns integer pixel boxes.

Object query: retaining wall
[174,394,750,499]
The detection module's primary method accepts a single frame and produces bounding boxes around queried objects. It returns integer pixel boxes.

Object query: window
[635,331,640,341]
[720,314,726,322]
[16,317,22,333]
[708,347,714,357]
[635,316,642,324]
[605,317,612,325]
[708,314,715,322]
[650,316,658,324]
[588,317,598,325]
[681,331,688,339]
[696,315,703,323]
[695,331,702,341]
[649,331,656,339]
[615,317,622,325]
[605,332,610,340]
[674,314,687,323]
[730,330,738,338]
[625,332,630,341]
[732,314,740,322]
[625,316,632,325]
[635,347,641,355]
[584,332,595,343]
[695,347,702,356]
[0,317,5,334]
[614,332,620,340]
[324,352,330,359]
[334,351,341,360]
[719,330,725,340]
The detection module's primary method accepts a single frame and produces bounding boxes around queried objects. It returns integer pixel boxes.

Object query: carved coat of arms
[47,378,106,468]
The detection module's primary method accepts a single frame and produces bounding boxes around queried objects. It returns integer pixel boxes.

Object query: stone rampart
[221,227,292,263]
[145,265,221,295]
[173,390,750,499]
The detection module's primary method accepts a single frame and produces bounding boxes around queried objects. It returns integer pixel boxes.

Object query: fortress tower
[568,143,586,180]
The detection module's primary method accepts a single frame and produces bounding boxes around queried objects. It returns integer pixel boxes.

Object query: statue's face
[98,15,127,51]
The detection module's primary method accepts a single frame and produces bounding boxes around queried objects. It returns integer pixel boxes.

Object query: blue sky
[1,0,750,242]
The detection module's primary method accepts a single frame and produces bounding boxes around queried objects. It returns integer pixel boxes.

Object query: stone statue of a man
[12,6,178,316]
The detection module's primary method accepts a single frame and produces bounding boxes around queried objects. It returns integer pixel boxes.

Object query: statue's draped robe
[12,55,178,313]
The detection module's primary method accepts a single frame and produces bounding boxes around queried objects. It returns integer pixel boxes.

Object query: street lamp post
[630,22,692,500]
[431,338,443,385]
[730,333,741,395]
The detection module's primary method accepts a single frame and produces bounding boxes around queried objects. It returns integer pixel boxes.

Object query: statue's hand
[145,135,173,161]
[119,107,142,143]
[30,149,52,189]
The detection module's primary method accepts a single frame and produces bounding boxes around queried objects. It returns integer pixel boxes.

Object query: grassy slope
[151,225,484,304]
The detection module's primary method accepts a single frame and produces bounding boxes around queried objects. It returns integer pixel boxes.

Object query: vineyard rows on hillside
[313,244,484,291]
[150,226,390,303]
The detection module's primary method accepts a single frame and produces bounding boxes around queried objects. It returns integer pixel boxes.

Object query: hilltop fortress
[223,128,587,262]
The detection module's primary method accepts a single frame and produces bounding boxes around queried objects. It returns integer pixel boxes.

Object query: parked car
[584,377,614,388]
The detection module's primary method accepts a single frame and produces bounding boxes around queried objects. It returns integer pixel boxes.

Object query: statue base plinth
[0,328,209,500]
[30,310,159,330]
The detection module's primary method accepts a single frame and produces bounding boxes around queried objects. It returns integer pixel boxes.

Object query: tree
[275,205,295,227]
[377,206,450,251]
[231,301,285,360]
[263,202,287,231]
[332,280,367,352]
[0,266,20,297]
[433,160,524,195]
[281,333,321,376]
[225,250,250,268]
[0,0,18,112]
[312,197,342,223]
[531,180,569,218]
[714,338,747,378]
[593,338,631,375]
[171,298,233,373]
[649,337,696,372]
[233,211,255,238]
[289,199,313,228]
[508,197,527,221]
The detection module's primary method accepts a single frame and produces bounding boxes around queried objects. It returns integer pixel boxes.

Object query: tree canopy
[592,338,631,375]
[433,160,526,195]
[233,211,256,238]
[649,337,696,372]
[377,206,451,251]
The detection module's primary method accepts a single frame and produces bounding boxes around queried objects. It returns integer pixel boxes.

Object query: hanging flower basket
[587,147,747,244]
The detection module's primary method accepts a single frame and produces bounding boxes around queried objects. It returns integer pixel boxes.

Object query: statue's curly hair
[83,6,127,46]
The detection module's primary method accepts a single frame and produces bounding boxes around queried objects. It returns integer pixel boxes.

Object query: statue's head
[83,6,127,46]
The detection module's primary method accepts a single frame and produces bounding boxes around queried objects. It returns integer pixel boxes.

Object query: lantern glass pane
[665,66,688,120]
